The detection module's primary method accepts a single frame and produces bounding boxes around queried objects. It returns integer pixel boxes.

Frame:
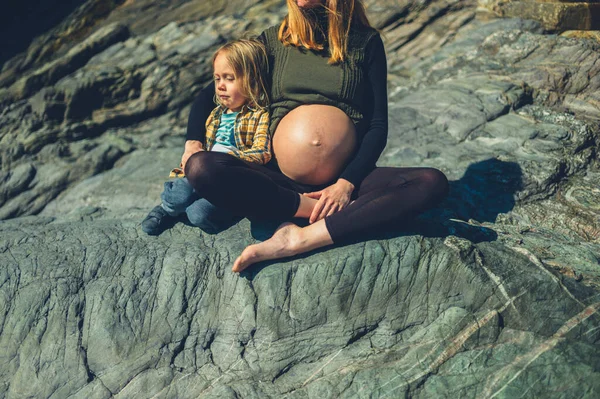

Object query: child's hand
[181,140,204,170]
[169,168,185,178]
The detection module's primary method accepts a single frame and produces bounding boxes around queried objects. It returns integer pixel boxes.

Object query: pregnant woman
[184,0,449,272]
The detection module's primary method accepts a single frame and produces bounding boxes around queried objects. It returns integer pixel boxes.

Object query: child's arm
[181,140,204,170]
[232,110,271,165]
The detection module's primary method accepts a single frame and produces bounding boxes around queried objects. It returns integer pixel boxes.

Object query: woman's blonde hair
[278,0,372,64]
[212,38,270,109]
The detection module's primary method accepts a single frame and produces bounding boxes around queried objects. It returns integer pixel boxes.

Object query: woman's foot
[232,220,333,273]
[233,222,300,272]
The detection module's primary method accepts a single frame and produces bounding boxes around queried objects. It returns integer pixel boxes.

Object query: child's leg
[142,178,199,235]
[161,178,199,216]
[185,198,241,234]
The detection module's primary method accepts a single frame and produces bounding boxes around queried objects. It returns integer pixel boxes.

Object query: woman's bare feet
[232,222,301,272]
[232,220,334,273]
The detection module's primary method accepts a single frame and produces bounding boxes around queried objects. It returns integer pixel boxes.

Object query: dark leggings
[185,151,449,243]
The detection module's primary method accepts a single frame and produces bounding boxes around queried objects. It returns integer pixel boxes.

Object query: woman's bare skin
[273,105,357,185]
[233,105,357,272]
[232,219,332,272]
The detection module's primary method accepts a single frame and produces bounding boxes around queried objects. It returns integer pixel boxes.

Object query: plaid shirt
[205,105,271,164]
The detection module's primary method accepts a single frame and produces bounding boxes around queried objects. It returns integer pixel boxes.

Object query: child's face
[213,52,247,112]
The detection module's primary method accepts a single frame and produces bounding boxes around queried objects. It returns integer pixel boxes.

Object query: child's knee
[186,210,219,233]
[186,200,216,224]
[161,178,196,209]
[186,200,234,233]
[187,211,211,229]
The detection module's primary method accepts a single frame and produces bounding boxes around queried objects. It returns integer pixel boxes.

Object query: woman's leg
[232,167,448,272]
[325,167,449,242]
[185,151,319,220]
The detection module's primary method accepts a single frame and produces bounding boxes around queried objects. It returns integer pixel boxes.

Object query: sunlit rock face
[1,1,600,397]
[478,0,600,31]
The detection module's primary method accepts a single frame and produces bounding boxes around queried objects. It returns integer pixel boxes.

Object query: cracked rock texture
[1,0,600,397]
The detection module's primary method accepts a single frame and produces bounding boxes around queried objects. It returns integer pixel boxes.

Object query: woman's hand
[304,178,355,224]
[181,140,204,169]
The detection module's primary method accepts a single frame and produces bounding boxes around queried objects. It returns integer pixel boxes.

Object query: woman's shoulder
[353,23,378,34]
[264,24,279,35]
[348,25,380,51]
[258,25,280,47]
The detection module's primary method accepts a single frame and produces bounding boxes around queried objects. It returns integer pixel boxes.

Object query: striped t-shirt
[205,105,271,164]
[212,111,239,152]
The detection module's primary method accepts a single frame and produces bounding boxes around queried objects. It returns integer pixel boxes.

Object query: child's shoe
[141,205,172,235]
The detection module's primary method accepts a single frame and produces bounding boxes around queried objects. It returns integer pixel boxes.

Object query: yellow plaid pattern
[204,105,271,165]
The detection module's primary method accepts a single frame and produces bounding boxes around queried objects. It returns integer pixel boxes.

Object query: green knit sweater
[258,19,388,186]
[260,24,378,137]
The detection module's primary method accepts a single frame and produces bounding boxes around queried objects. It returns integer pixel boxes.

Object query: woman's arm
[186,81,215,143]
[182,82,215,168]
[306,34,388,223]
[339,33,388,187]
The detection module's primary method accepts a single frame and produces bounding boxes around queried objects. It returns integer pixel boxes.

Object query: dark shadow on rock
[145,213,241,236]
[240,158,523,278]
[391,158,524,244]
[0,0,89,68]
[444,158,524,223]
[249,218,306,242]
[371,158,524,243]
[180,214,243,235]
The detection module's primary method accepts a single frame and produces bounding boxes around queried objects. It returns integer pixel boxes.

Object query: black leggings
[185,151,449,243]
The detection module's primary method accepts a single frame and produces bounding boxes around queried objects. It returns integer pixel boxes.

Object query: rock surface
[478,0,600,31]
[1,0,600,397]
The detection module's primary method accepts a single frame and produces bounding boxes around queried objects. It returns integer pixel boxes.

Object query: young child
[142,38,271,235]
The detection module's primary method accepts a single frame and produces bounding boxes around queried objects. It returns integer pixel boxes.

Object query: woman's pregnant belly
[273,105,357,185]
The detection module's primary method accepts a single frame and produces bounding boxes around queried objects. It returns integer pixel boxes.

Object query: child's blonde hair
[212,38,270,109]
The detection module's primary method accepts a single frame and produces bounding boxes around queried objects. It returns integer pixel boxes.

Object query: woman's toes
[232,247,257,273]
[231,222,301,273]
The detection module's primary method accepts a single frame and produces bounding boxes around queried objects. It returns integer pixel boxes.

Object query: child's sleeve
[202,107,220,151]
[234,110,271,165]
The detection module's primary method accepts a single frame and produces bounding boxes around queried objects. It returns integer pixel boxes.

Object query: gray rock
[29,88,67,122]
[87,38,157,71]
[8,23,130,101]
[148,22,221,59]
[1,1,600,397]
[0,216,599,398]
[0,163,36,207]
[0,141,127,220]
[41,148,178,220]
